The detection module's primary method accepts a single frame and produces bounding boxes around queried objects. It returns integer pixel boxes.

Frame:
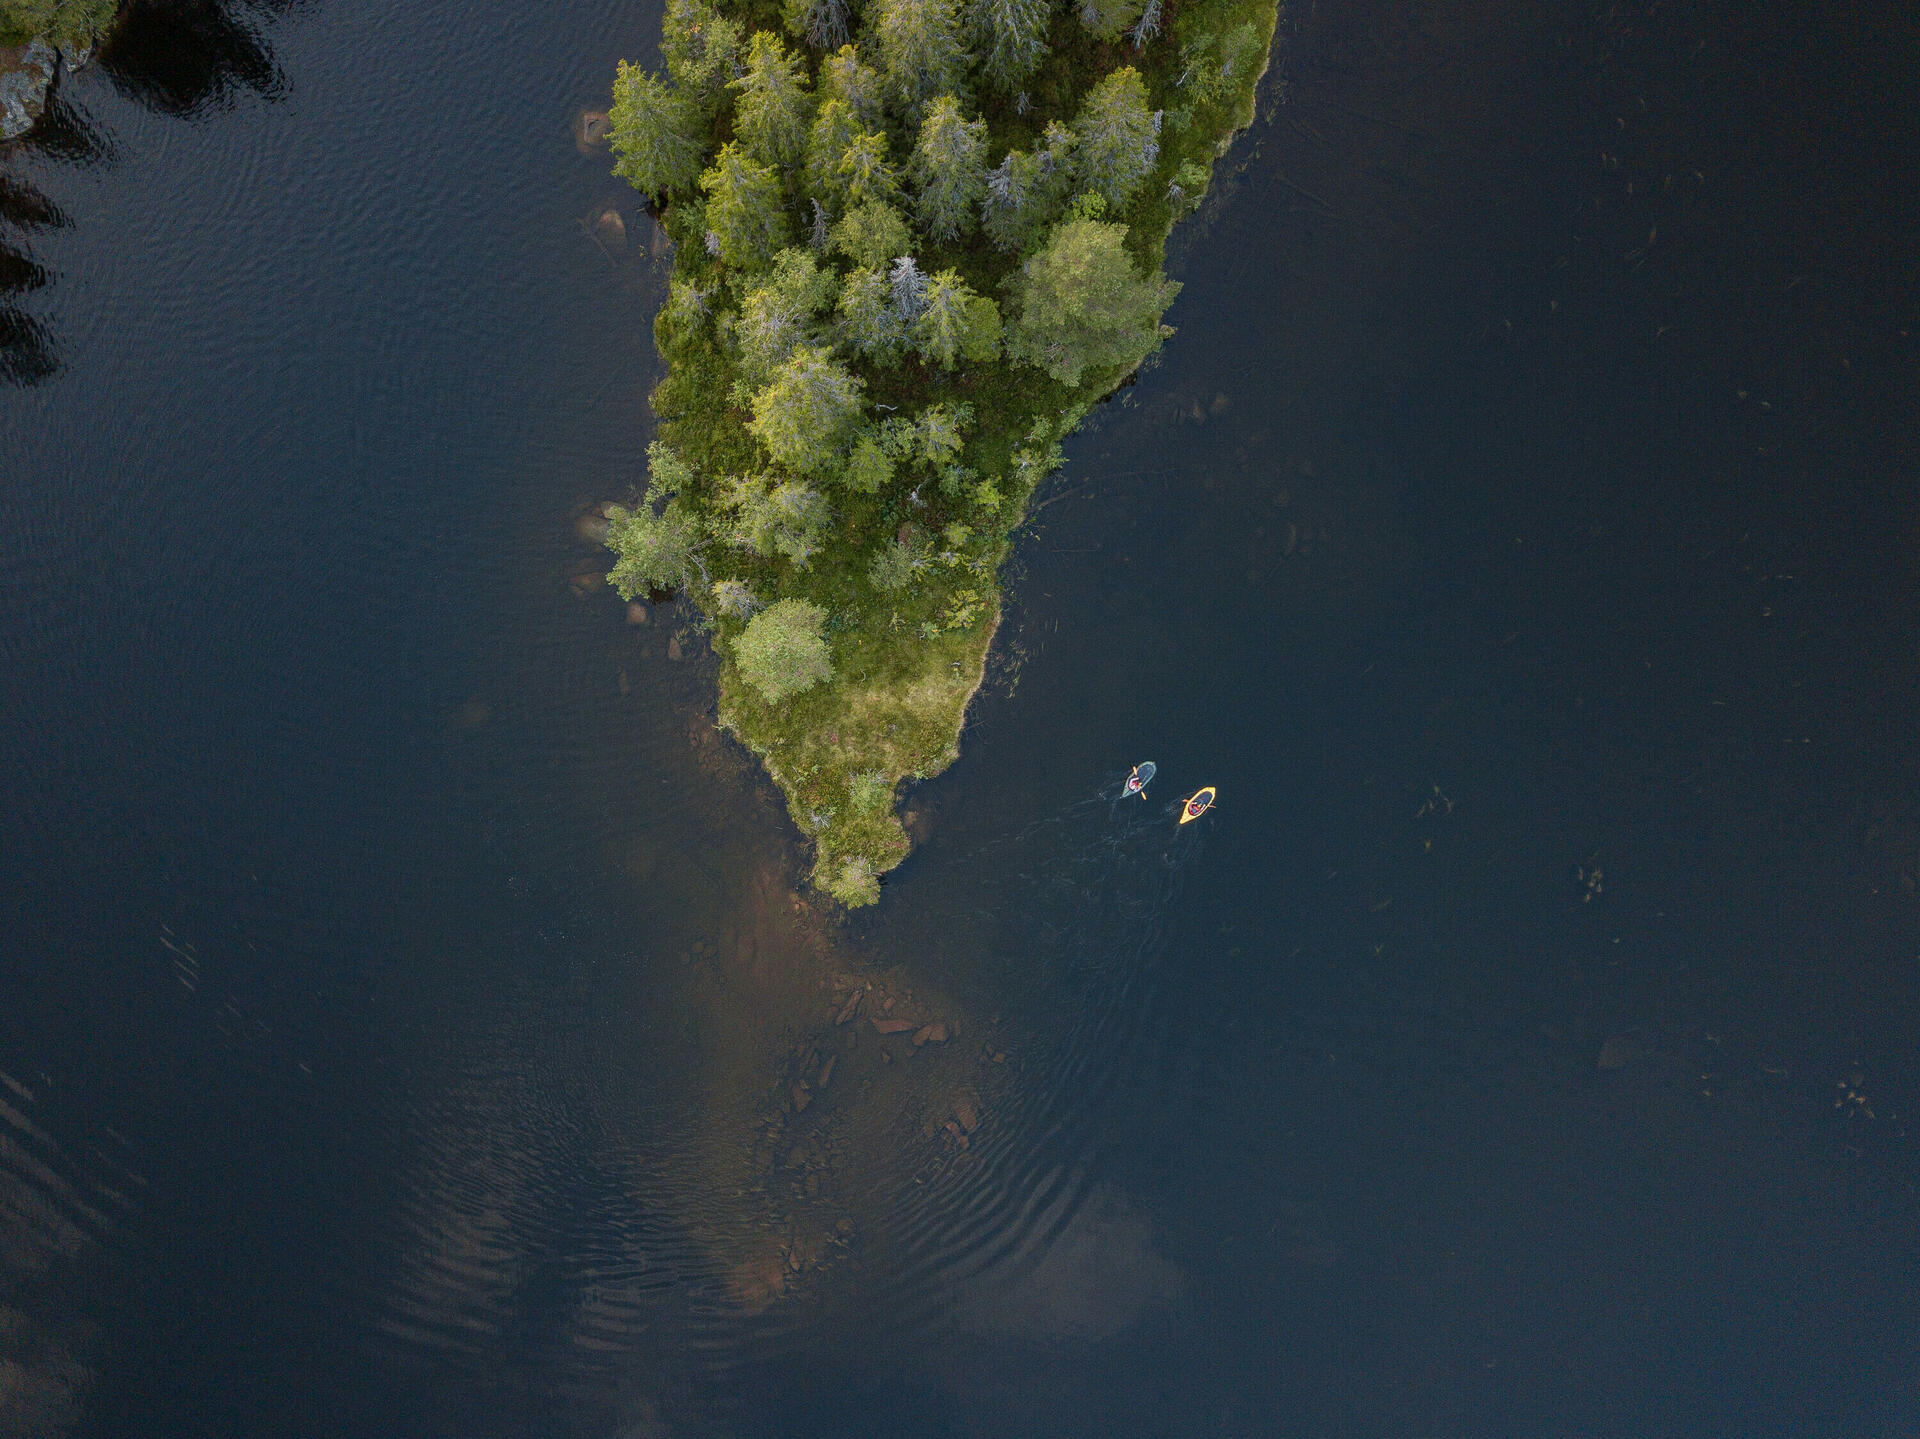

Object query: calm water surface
[3,0,1917,1434]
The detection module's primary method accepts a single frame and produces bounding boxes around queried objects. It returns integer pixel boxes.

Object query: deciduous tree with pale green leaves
[909,97,988,242]
[748,346,867,471]
[605,499,704,597]
[733,599,834,703]
[1006,217,1180,385]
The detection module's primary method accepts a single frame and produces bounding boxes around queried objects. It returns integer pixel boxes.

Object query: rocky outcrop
[0,38,58,141]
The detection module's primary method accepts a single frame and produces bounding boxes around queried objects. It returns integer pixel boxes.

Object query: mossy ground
[638,0,1281,904]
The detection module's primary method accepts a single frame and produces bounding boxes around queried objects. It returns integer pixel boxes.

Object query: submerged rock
[593,206,627,252]
[911,1022,948,1047]
[573,108,612,152]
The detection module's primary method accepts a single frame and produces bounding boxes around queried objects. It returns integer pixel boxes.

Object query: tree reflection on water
[0,0,301,384]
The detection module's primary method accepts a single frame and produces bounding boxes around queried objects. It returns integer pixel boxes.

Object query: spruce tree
[748,347,868,473]
[732,31,814,171]
[661,0,744,114]
[818,43,885,126]
[723,476,834,566]
[834,130,902,208]
[909,97,988,243]
[609,64,706,199]
[888,255,930,322]
[871,0,967,116]
[836,268,910,362]
[912,272,1001,368]
[805,98,864,208]
[782,0,851,49]
[981,148,1043,251]
[966,0,1051,95]
[700,142,791,269]
[732,249,836,395]
[1073,66,1161,209]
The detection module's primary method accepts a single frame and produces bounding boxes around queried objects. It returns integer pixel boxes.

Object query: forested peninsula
[605,0,1277,904]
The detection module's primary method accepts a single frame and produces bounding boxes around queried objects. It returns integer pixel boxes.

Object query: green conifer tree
[805,98,864,208]
[782,0,851,50]
[661,0,745,114]
[836,267,910,362]
[870,0,967,116]
[700,142,792,269]
[732,248,837,395]
[912,271,1001,367]
[1006,217,1180,385]
[609,64,706,198]
[748,346,868,472]
[909,97,989,242]
[1072,66,1161,209]
[722,475,834,566]
[843,432,895,492]
[965,0,1051,94]
[733,31,814,171]
[835,130,903,208]
[818,43,885,125]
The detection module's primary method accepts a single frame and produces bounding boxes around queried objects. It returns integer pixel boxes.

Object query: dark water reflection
[0,0,294,384]
[3,0,1919,1433]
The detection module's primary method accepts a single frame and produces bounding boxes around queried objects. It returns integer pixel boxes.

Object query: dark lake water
[4,0,1918,1433]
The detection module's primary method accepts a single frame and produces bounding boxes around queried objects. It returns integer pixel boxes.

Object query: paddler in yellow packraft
[1179,786,1216,824]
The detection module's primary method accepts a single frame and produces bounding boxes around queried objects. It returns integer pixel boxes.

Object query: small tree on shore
[748,346,867,472]
[609,65,706,198]
[1006,217,1180,385]
[734,599,834,703]
[910,97,989,242]
[605,499,704,596]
